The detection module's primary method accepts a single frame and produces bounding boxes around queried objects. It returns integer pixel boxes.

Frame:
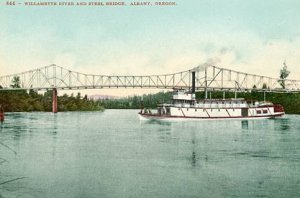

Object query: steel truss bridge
[0,64,299,92]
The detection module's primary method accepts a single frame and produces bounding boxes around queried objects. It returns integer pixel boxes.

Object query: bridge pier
[0,105,4,122]
[52,88,58,113]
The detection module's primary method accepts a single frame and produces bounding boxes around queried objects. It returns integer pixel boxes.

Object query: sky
[0,0,300,96]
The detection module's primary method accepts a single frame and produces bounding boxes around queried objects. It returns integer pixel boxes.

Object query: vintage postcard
[1,0,300,197]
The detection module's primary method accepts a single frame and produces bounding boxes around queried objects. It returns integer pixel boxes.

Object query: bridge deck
[0,64,299,92]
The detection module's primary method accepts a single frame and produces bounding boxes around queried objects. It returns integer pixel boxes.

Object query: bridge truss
[0,64,299,92]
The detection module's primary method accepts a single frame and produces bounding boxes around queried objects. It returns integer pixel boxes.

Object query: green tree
[76,92,81,100]
[278,61,290,89]
[10,76,21,88]
[262,83,268,89]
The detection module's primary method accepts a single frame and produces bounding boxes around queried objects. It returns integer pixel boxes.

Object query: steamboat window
[263,110,268,114]
[195,109,197,112]
[257,110,261,114]
[242,108,248,117]
[166,108,170,115]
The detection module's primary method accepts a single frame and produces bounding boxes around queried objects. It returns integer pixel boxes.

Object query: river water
[0,110,299,198]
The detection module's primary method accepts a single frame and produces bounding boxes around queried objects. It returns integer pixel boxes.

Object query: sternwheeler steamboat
[138,72,285,121]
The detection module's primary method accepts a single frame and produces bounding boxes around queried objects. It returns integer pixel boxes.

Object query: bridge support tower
[52,88,58,113]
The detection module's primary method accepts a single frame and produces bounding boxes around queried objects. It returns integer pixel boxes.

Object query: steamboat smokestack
[192,71,196,94]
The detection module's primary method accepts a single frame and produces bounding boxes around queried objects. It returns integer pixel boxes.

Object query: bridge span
[1,64,300,112]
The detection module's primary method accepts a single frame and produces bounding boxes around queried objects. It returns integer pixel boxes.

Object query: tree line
[1,85,299,114]
[98,91,172,109]
[0,90,103,112]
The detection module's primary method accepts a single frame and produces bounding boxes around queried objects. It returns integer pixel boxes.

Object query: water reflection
[191,151,196,167]
[1,113,29,140]
[276,118,290,132]
[0,112,59,141]
[241,120,249,130]
[191,131,196,167]
[142,119,172,126]
[51,114,58,135]
[189,130,210,168]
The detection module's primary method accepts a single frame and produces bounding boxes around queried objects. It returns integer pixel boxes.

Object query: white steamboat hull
[138,113,284,121]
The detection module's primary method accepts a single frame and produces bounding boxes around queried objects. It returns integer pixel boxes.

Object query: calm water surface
[0,110,300,198]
